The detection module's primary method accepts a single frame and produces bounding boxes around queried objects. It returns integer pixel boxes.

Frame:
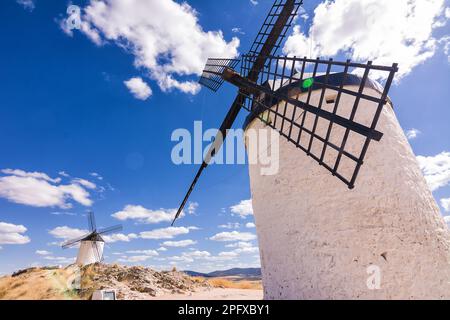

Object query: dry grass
[0,268,78,300]
[205,277,262,290]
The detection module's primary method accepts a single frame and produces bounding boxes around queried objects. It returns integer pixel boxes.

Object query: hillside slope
[0,264,210,300]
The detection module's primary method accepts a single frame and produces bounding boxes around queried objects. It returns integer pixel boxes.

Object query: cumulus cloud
[103,233,138,243]
[36,250,51,256]
[209,231,257,242]
[124,77,152,100]
[0,169,93,208]
[118,255,152,263]
[230,199,254,218]
[417,152,450,191]
[139,226,197,240]
[71,178,97,190]
[283,0,448,81]
[49,226,88,240]
[406,128,421,140]
[112,205,180,224]
[126,249,158,256]
[219,222,241,229]
[225,241,254,248]
[0,222,30,245]
[250,0,258,5]
[43,256,75,264]
[74,0,240,94]
[162,239,197,247]
[245,222,256,228]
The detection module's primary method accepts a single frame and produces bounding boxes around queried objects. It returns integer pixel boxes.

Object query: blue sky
[0,0,449,275]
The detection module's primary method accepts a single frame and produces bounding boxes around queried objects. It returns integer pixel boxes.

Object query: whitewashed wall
[245,85,450,299]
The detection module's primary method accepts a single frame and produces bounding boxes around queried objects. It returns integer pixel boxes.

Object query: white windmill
[62,212,122,266]
[172,0,450,299]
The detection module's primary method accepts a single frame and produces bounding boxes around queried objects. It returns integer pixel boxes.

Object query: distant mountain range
[184,268,261,279]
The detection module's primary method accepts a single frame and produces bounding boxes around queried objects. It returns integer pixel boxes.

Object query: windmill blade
[87,211,96,232]
[98,224,123,235]
[230,56,398,188]
[199,58,240,92]
[173,1,302,225]
[244,0,303,80]
[172,93,246,225]
[61,232,92,249]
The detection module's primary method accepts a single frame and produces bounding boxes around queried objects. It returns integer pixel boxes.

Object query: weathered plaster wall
[245,86,450,299]
[76,241,104,266]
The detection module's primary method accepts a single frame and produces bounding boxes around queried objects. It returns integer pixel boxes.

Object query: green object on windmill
[302,78,314,89]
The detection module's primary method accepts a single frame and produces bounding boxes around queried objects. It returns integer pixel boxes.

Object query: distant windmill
[62,212,122,266]
[172,0,450,300]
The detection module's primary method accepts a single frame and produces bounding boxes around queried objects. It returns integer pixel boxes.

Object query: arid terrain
[0,264,262,300]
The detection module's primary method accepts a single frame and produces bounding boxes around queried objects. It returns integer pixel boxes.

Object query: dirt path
[150,288,263,300]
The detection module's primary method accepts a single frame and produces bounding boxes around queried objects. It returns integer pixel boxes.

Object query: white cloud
[71,178,97,190]
[103,233,138,243]
[162,239,197,247]
[283,0,448,81]
[125,249,158,256]
[124,77,152,100]
[218,251,239,258]
[118,255,152,263]
[245,222,256,228]
[406,128,421,140]
[441,198,450,212]
[0,169,93,208]
[76,0,240,94]
[139,226,196,240]
[1,169,61,183]
[225,241,253,248]
[43,256,75,264]
[250,0,258,5]
[36,250,51,256]
[0,222,30,245]
[230,199,254,218]
[59,171,70,178]
[219,222,241,229]
[232,27,245,35]
[112,205,180,224]
[417,152,450,191]
[210,231,257,242]
[89,172,103,180]
[16,0,35,11]
[169,250,212,263]
[439,36,450,63]
[49,226,88,240]
[157,247,167,252]
[50,211,77,216]
[187,202,198,215]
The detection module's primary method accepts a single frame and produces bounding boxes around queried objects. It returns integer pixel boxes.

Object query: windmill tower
[172,0,450,299]
[62,212,123,266]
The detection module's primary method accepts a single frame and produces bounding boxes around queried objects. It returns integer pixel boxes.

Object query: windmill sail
[61,232,92,249]
[88,211,96,232]
[98,224,123,235]
[225,56,398,188]
[172,0,302,225]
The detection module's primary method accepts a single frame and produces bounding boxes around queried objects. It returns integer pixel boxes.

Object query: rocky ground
[0,263,213,300]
